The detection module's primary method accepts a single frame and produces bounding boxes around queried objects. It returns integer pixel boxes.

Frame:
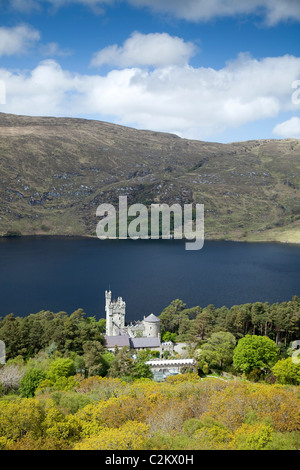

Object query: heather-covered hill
[1,112,300,242]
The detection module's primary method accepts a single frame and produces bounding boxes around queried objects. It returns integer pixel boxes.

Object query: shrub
[47,358,76,383]
[183,418,203,436]
[144,432,194,450]
[264,431,300,450]
[19,369,47,397]
[165,373,200,384]
[73,421,149,450]
[194,424,233,450]
[59,393,92,414]
[0,364,25,393]
[233,335,278,374]
[231,423,274,450]
[272,357,300,385]
[0,398,45,443]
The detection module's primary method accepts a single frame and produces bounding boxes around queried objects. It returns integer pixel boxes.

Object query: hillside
[1,112,300,243]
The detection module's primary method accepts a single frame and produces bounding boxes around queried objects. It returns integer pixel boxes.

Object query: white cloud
[3,0,116,14]
[7,0,41,13]
[0,60,82,116]
[128,0,300,25]
[4,0,300,24]
[46,0,115,14]
[0,53,300,140]
[91,32,197,68]
[0,24,71,60]
[39,41,73,57]
[272,117,300,138]
[0,25,40,56]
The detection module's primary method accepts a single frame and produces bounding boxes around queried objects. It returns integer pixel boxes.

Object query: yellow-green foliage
[37,376,79,393]
[75,376,126,398]
[194,424,233,450]
[73,421,149,450]
[0,377,299,450]
[0,398,45,446]
[196,381,300,432]
[231,423,274,450]
[165,373,201,384]
[43,399,81,442]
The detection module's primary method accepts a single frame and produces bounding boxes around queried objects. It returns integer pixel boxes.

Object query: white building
[105,290,126,336]
[145,358,197,381]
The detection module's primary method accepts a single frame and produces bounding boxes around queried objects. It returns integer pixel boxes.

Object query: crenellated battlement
[105,290,160,339]
[105,290,126,336]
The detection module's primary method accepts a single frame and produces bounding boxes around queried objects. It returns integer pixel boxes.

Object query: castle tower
[105,290,126,336]
[143,313,160,338]
[105,290,113,336]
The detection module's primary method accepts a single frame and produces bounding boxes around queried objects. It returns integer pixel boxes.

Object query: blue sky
[0,0,299,142]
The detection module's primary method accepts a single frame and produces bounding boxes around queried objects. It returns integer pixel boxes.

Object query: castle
[104,290,162,352]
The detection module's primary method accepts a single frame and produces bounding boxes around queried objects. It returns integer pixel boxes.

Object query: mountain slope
[1,112,300,243]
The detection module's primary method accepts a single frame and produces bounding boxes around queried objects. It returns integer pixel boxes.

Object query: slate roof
[143,313,160,323]
[104,335,130,348]
[129,337,160,349]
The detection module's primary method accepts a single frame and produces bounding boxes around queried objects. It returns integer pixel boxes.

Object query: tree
[133,350,153,379]
[182,306,202,320]
[177,316,194,339]
[227,304,252,337]
[108,347,135,379]
[196,331,236,370]
[232,423,273,450]
[0,398,45,443]
[193,306,215,340]
[19,369,47,398]
[251,302,266,335]
[161,331,177,343]
[82,341,105,376]
[272,357,300,385]
[97,318,106,333]
[233,335,278,375]
[73,421,149,450]
[0,363,25,393]
[159,299,186,333]
[0,310,105,362]
[99,351,115,377]
[47,358,76,383]
[0,314,23,359]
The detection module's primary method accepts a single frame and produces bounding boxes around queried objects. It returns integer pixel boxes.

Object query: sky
[0,0,299,143]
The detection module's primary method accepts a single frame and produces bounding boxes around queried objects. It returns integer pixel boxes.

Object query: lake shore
[1,229,300,245]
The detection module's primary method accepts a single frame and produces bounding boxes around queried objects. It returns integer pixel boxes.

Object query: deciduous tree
[233,335,278,375]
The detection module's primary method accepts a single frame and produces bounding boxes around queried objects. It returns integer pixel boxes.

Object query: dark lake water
[0,237,300,322]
